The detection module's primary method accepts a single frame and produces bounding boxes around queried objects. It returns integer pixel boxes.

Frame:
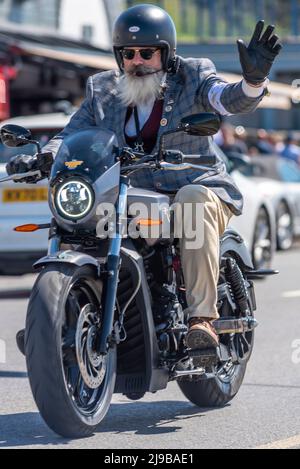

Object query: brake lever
[0,170,43,183]
[159,162,215,171]
[120,162,157,173]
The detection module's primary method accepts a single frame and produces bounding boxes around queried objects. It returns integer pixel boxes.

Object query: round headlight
[55,179,94,220]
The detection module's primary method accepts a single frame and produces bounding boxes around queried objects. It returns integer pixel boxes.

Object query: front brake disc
[75,304,107,389]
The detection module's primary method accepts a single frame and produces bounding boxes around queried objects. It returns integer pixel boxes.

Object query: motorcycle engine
[141,244,187,355]
[151,283,187,355]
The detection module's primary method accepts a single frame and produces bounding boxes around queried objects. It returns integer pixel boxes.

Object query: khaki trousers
[173,185,233,320]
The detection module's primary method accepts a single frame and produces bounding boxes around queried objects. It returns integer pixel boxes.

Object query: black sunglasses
[121,48,159,61]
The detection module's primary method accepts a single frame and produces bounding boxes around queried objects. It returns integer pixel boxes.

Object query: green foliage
[125,0,296,41]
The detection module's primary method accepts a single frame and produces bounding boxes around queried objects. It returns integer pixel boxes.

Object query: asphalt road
[0,248,300,450]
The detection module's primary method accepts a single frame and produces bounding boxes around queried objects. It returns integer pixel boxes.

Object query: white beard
[118,69,165,107]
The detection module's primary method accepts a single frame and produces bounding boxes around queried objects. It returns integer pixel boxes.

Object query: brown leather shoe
[186,318,219,350]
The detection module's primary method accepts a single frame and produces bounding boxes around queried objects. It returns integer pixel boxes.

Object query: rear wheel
[178,358,249,408]
[178,258,254,407]
[25,264,116,438]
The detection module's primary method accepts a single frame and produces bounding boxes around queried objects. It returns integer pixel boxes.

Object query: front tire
[25,263,116,438]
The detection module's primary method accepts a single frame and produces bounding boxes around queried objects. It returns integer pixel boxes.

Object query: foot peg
[245,269,279,279]
[189,348,219,367]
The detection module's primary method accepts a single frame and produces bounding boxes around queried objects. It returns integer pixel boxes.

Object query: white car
[213,146,277,270]
[0,113,69,274]
[238,156,300,251]
[229,171,277,270]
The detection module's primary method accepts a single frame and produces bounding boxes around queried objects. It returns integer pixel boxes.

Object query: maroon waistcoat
[124,100,164,153]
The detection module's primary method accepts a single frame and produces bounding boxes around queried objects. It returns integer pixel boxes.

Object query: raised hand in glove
[237,20,282,86]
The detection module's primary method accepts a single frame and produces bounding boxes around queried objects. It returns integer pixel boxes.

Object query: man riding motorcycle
[7,4,282,355]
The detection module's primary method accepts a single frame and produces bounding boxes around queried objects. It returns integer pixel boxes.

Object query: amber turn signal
[14,224,41,232]
[138,219,162,226]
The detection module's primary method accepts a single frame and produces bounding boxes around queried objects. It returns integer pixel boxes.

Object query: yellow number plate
[2,187,48,203]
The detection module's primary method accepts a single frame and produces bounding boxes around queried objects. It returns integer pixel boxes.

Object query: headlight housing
[55,178,94,220]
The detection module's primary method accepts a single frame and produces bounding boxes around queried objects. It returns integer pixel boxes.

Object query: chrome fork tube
[98,178,129,355]
[47,236,61,256]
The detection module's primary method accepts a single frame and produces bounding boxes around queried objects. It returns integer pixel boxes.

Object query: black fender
[33,250,101,275]
[220,229,254,270]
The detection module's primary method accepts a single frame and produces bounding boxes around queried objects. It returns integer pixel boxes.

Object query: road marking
[282,290,300,298]
[256,434,300,449]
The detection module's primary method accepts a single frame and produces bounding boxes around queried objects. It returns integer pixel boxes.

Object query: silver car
[238,155,300,251]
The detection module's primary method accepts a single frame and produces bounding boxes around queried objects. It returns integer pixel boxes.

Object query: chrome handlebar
[120,160,214,174]
[159,161,214,171]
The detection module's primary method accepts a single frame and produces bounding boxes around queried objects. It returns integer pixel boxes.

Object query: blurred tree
[124,0,299,41]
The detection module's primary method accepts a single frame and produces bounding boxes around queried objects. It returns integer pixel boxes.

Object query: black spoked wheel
[276,201,293,251]
[25,264,116,438]
[252,206,273,270]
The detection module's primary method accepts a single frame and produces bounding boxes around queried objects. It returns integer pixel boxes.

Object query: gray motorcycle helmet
[113,4,177,73]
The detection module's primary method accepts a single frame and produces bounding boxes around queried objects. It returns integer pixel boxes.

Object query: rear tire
[178,256,254,408]
[178,361,248,407]
[25,263,116,438]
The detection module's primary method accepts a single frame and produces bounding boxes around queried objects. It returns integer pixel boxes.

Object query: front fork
[47,219,61,255]
[98,177,129,355]
[46,180,128,356]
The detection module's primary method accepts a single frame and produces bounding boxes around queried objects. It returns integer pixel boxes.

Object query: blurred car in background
[234,155,300,251]
[214,146,277,270]
[0,113,69,274]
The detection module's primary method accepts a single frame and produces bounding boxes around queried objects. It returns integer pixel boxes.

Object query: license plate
[2,187,48,203]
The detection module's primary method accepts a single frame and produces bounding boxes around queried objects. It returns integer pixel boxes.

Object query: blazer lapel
[152,72,184,154]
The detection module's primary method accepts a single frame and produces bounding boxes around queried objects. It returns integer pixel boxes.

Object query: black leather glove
[6,154,38,182]
[237,20,283,85]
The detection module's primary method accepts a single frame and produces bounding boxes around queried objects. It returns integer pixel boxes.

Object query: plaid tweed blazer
[44,56,265,216]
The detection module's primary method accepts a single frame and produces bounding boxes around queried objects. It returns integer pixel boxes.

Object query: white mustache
[127,65,162,77]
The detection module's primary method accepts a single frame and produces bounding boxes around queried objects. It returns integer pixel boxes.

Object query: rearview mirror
[180,113,221,137]
[0,124,33,148]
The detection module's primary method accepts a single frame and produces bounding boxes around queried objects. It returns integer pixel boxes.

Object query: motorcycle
[0,113,278,438]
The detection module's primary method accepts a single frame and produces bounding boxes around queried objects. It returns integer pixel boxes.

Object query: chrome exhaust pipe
[172,368,206,379]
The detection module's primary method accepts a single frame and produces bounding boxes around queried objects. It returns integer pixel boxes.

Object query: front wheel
[25,263,116,438]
